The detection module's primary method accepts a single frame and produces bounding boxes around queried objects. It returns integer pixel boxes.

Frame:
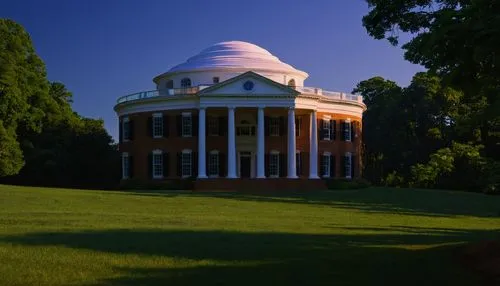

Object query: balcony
[294,86,363,103]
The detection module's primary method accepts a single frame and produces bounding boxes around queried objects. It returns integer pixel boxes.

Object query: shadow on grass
[117,188,500,218]
[2,227,499,285]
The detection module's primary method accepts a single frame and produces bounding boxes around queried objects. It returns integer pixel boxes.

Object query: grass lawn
[0,185,499,285]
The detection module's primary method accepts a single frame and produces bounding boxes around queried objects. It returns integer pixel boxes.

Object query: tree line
[0,19,120,189]
[357,0,499,193]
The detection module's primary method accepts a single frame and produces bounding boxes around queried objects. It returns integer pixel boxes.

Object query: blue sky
[0,0,424,140]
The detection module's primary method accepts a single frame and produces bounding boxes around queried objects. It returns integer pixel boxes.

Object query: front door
[240,156,251,178]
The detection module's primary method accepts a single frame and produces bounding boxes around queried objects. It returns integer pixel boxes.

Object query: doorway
[239,152,252,178]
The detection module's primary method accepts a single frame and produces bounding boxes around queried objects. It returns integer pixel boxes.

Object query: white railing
[296,86,362,102]
[117,85,211,104]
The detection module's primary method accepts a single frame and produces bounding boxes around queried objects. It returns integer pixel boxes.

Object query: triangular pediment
[198,71,299,97]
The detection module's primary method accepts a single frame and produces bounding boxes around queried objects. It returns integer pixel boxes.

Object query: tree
[362,0,499,160]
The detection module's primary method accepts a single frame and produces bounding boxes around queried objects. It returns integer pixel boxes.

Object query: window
[295,117,302,137]
[269,151,280,178]
[344,153,352,179]
[323,119,331,140]
[288,79,296,88]
[321,153,331,178]
[296,151,301,176]
[153,113,163,138]
[181,78,191,88]
[123,117,130,141]
[208,151,219,177]
[166,80,174,89]
[213,77,220,84]
[344,120,352,142]
[122,153,129,179]
[152,150,163,179]
[208,116,219,136]
[182,113,192,137]
[269,117,280,136]
[182,150,192,178]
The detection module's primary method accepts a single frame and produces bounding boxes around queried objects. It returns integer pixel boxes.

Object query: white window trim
[122,152,129,179]
[269,116,280,137]
[345,152,352,179]
[269,150,280,178]
[122,117,130,142]
[152,149,163,179]
[322,151,331,178]
[208,150,219,178]
[152,113,163,138]
[182,113,192,138]
[322,119,331,141]
[181,149,192,178]
[345,119,352,142]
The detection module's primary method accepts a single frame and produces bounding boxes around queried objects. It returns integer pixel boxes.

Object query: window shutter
[331,120,336,140]
[330,155,335,178]
[342,155,347,177]
[264,116,270,136]
[205,152,209,174]
[319,119,324,141]
[219,153,226,177]
[119,120,123,143]
[176,115,182,136]
[279,117,286,136]
[163,116,169,138]
[319,155,325,177]
[192,115,199,137]
[341,121,346,141]
[351,122,355,142]
[129,156,134,178]
[219,117,227,136]
[129,120,135,140]
[296,152,302,176]
[279,153,286,177]
[148,153,153,179]
[351,155,356,178]
[303,152,310,177]
[177,152,182,177]
[147,117,153,137]
[192,152,198,178]
[163,153,169,177]
[265,154,270,177]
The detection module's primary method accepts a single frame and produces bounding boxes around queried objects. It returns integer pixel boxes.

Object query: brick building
[115,41,366,189]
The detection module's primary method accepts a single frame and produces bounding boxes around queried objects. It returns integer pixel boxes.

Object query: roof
[156,41,308,78]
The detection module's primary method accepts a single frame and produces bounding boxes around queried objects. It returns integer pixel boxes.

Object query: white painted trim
[181,149,193,179]
[121,152,129,180]
[151,150,164,179]
[269,150,280,178]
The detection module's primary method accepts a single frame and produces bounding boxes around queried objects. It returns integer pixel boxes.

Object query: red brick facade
[119,108,362,181]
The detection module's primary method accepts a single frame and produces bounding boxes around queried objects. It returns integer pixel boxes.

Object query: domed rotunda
[115,41,365,190]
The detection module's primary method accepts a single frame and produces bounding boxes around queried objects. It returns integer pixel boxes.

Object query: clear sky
[0,0,424,140]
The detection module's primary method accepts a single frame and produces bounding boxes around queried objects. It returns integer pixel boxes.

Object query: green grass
[0,185,499,285]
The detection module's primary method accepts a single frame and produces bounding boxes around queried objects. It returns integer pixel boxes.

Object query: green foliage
[0,122,23,176]
[0,19,119,188]
[359,1,499,191]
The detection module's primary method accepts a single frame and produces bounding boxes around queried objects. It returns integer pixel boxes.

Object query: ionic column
[197,107,207,178]
[227,107,237,178]
[257,106,265,178]
[287,107,298,179]
[309,110,319,179]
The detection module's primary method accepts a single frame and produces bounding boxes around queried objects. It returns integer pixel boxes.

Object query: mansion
[115,41,365,187]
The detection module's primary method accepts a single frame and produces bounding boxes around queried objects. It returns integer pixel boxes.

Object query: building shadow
[2,227,498,285]
[117,188,500,218]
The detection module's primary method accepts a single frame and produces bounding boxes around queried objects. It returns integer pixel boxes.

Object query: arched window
[166,80,173,89]
[181,78,191,88]
[287,79,296,88]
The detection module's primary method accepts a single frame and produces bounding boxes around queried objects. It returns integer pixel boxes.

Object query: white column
[287,107,298,179]
[197,107,207,178]
[257,107,265,178]
[309,110,319,179]
[227,107,237,178]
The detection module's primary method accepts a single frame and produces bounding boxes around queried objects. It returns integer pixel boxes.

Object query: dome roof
[166,41,307,76]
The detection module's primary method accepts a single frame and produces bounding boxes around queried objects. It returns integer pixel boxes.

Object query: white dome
[166,41,307,76]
